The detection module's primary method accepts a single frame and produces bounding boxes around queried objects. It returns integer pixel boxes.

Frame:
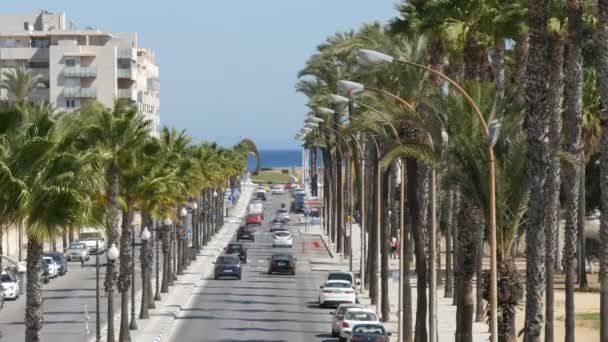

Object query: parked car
[213,255,242,280]
[43,256,59,278]
[272,231,293,248]
[225,242,247,263]
[43,251,68,276]
[65,242,90,262]
[245,213,263,225]
[267,253,297,275]
[346,323,391,342]
[1,270,20,300]
[276,209,290,222]
[338,309,382,341]
[329,304,366,337]
[271,185,284,195]
[255,190,267,201]
[236,226,255,242]
[78,231,106,254]
[318,280,357,308]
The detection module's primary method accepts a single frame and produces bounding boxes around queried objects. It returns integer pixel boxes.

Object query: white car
[276,209,290,222]
[1,270,20,300]
[338,308,381,341]
[272,231,293,248]
[318,280,357,308]
[43,256,59,278]
[329,303,365,337]
[271,185,284,195]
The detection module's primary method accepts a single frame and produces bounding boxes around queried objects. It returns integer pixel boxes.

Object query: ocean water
[248,150,301,169]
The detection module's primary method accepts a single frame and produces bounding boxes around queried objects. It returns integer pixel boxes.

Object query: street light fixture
[106,244,119,342]
[338,80,365,93]
[357,47,499,342]
[130,226,151,329]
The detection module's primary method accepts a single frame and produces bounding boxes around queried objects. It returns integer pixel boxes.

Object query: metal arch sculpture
[236,138,261,175]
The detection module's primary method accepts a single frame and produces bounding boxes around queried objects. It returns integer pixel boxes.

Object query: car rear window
[271,254,292,261]
[274,232,290,237]
[228,244,242,250]
[346,312,377,321]
[325,282,351,288]
[216,256,237,264]
[69,243,87,249]
[328,273,353,283]
[353,324,385,334]
[1,272,15,282]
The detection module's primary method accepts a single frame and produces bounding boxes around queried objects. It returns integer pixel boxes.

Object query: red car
[245,213,263,225]
[285,183,293,190]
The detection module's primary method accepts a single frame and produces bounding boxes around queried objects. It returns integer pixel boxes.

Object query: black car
[347,323,391,342]
[213,255,241,280]
[255,191,266,201]
[267,253,296,275]
[44,252,68,276]
[225,242,247,263]
[236,226,255,242]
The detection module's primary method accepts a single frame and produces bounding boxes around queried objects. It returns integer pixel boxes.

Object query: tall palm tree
[0,66,44,103]
[524,0,552,341]
[71,99,151,342]
[593,0,608,339]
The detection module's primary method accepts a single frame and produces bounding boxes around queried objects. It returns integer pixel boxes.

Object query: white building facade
[0,10,160,134]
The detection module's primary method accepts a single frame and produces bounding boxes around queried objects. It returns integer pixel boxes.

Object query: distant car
[318,280,357,308]
[267,253,297,275]
[272,231,293,248]
[276,209,290,222]
[1,270,20,300]
[255,191,267,201]
[43,256,59,278]
[245,213,263,225]
[236,226,255,242]
[271,185,284,195]
[270,222,287,232]
[78,231,106,254]
[213,255,242,280]
[66,242,90,262]
[346,323,391,342]
[43,251,68,276]
[327,271,357,288]
[225,242,247,263]
[329,304,366,337]
[338,309,382,341]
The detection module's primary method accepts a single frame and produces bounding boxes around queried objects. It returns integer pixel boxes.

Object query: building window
[66,99,76,108]
[65,59,76,67]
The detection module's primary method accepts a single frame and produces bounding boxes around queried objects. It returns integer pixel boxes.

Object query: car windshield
[216,256,236,264]
[353,325,385,334]
[328,273,353,283]
[274,232,290,237]
[79,233,101,240]
[346,312,378,321]
[325,282,351,288]
[69,243,87,249]
[1,273,15,282]
[44,259,53,265]
[278,209,288,214]
[227,245,242,251]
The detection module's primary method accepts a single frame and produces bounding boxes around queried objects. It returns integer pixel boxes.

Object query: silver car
[66,242,90,261]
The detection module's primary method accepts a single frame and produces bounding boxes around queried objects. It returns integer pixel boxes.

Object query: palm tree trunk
[578,167,588,289]
[24,238,43,342]
[476,238,485,322]
[464,29,481,81]
[105,163,121,342]
[514,36,529,108]
[545,34,565,342]
[140,211,152,318]
[492,39,507,100]
[408,158,428,342]
[401,160,413,342]
[563,2,584,341]
[118,208,134,342]
[381,166,390,321]
[455,201,481,342]
[161,223,170,293]
[524,1,552,341]
[453,191,461,306]
[176,217,184,276]
[445,189,454,298]
[369,151,379,306]
[596,4,608,340]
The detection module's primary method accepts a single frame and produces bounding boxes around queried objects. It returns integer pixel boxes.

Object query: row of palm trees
[0,68,251,342]
[296,0,607,341]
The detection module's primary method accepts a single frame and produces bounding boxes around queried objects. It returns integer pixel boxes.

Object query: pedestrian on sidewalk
[390,236,397,259]
[395,239,400,259]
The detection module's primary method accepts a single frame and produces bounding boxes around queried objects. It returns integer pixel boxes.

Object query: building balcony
[117,88,136,101]
[64,87,96,98]
[117,47,137,60]
[117,68,135,80]
[62,66,97,78]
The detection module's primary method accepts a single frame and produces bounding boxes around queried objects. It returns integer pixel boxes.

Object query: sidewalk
[91,183,255,342]
[296,214,490,341]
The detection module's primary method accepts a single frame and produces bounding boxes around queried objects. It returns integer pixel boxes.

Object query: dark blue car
[213,255,241,280]
[347,323,391,342]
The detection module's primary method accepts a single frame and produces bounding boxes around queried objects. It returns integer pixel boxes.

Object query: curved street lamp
[358,47,498,342]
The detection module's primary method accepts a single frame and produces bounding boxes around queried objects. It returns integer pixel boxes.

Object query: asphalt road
[169,192,339,342]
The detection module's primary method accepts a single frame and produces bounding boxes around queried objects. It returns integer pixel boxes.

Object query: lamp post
[160,217,172,293]
[106,244,120,342]
[358,48,499,342]
[179,207,187,273]
[130,227,150,328]
[96,239,101,342]
[191,201,199,254]
[213,190,218,234]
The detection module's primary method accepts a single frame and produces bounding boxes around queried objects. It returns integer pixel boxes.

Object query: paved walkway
[91,183,255,342]
[297,216,490,341]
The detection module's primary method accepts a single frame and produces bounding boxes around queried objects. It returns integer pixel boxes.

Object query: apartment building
[0,10,160,134]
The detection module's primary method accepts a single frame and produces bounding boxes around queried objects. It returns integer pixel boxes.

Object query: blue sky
[6,1,397,149]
